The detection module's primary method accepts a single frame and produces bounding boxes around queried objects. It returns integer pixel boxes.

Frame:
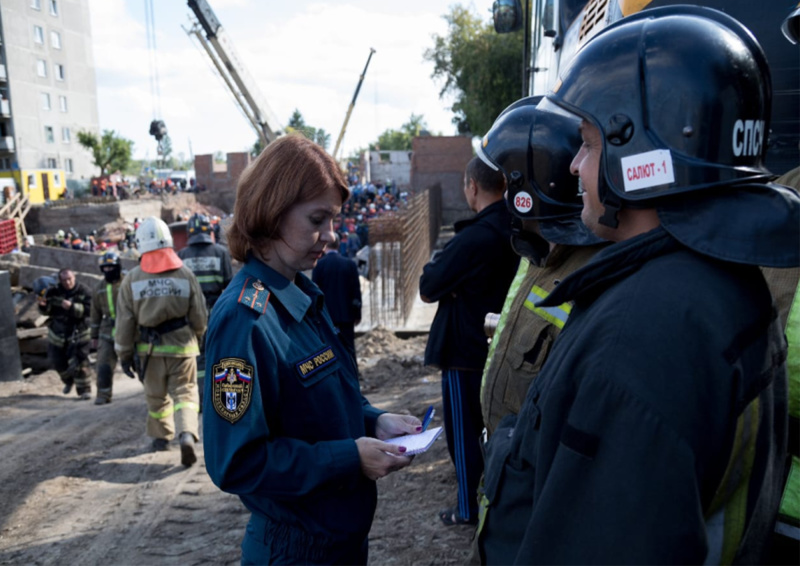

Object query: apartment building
[0,0,99,183]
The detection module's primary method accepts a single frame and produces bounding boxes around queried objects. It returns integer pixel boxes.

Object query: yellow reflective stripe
[105,283,116,319]
[482,258,530,392]
[148,402,199,420]
[785,283,800,419]
[174,401,200,413]
[196,274,224,284]
[136,343,199,356]
[714,398,760,564]
[779,455,800,525]
[149,406,174,419]
[523,285,572,329]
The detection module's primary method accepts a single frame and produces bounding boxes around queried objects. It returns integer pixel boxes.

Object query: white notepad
[385,426,443,455]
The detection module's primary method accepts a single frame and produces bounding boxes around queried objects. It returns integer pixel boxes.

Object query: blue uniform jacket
[479,227,788,565]
[203,256,384,548]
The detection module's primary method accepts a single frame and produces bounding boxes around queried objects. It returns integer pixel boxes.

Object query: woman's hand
[355,437,412,481]
[375,413,422,441]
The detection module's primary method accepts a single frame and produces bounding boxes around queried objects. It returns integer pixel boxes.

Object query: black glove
[121,358,136,379]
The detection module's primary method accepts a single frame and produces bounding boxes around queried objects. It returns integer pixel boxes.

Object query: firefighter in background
[115,216,208,467]
[37,268,93,400]
[90,252,122,405]
[177,212,233,407]
[476,97,607,435]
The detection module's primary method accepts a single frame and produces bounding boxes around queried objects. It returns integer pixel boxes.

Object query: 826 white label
[514,191,533,213]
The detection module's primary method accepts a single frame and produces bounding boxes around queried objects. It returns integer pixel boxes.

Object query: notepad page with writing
[385,426,443,455]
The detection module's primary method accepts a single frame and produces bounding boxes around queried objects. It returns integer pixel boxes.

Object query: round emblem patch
[252,280,265,291]
[212,358,254,424]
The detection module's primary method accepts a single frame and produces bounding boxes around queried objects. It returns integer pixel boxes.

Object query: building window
[36,59,47,77]
[51,31,61,49]
[41,92,51,110]
[59,95,67,112]
[64,158,73,173]
[44,126,54,143]
[27,174,37,188]
[53,172,61,184]
[49,0,58,16]
[0,157,10,170]
[46,157,57,168]
[34,25,44,44]
[54,64,65,81]
[31,0,41,10]
[61,127,70,143]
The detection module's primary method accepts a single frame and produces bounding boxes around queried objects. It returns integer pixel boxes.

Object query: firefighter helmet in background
[477,96,602,247]
[98,251,121,282]
[187,212,213,245]
[544,5,773,224]
[135,216,173,254]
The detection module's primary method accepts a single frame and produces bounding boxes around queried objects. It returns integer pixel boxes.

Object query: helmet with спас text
[544,5,772,226]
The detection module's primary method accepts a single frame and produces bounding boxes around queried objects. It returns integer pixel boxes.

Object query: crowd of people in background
[334,179,408,257]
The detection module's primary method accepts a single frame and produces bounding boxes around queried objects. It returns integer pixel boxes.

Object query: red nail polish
[416,426,422,431]
[398,446,407,453]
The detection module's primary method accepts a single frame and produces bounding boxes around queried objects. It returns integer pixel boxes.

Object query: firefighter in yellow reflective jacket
[115,216,208,467]
[90,251,122,405]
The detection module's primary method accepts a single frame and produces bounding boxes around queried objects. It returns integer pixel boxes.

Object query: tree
[286,109,330,151]
[370,114,428,151]
[424,4,523,135]
[77,130,134,176]
[159,134,173,164]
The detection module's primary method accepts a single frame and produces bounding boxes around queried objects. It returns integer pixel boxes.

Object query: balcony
[0,99,9,117]
[0,65,6,82]
[0,136,14,152]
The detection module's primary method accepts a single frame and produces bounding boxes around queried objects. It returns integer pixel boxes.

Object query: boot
[179,432,197,467]
[76,386,91,401]
[152,438,169,452]
[62,382,73,395]
[94,388,112,405]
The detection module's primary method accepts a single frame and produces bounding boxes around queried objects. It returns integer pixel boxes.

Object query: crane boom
[186,0,281,146]
[332,48,376,161]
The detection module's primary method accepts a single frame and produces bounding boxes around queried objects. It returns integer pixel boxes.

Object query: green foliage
[76,129,134,176]
[370,114,428,151]
[286,109,331,151]
[424,4,523,135]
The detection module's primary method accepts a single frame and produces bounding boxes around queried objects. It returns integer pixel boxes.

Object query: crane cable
[144,0,162,121]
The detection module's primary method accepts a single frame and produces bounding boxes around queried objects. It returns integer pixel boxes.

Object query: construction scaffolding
[366,187,442,329]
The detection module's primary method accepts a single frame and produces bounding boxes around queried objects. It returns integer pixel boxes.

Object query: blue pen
[421,405,435,432]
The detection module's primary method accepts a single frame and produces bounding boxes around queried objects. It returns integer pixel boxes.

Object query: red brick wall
[411,136,473,226]
[194,152,252,214]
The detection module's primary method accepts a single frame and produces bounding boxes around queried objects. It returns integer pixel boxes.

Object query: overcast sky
[86,0,481,163]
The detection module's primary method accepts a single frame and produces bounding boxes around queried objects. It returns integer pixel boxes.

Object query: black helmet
[98,251,122,282]
[545,6,772,221]
[187,213,213,245]
[98,251,120,269]
[477,96,602,247]
[478,96,582,221]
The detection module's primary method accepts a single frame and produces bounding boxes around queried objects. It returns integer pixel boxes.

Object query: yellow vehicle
[0,169,68,204]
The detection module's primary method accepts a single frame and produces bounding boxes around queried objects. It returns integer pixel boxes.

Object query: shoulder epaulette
[237,277,270,315]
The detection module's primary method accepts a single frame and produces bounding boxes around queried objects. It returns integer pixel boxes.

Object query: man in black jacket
[420,156,519,526]
[38,268,93,399]
[312,233,362,361]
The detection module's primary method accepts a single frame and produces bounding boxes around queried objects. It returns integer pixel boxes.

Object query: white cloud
[88,0,464,160]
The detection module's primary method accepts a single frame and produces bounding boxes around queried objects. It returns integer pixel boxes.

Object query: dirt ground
[0,328,475,565]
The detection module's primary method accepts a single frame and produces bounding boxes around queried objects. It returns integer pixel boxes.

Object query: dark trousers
[241,513,368,565]
[441,368,484,520]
